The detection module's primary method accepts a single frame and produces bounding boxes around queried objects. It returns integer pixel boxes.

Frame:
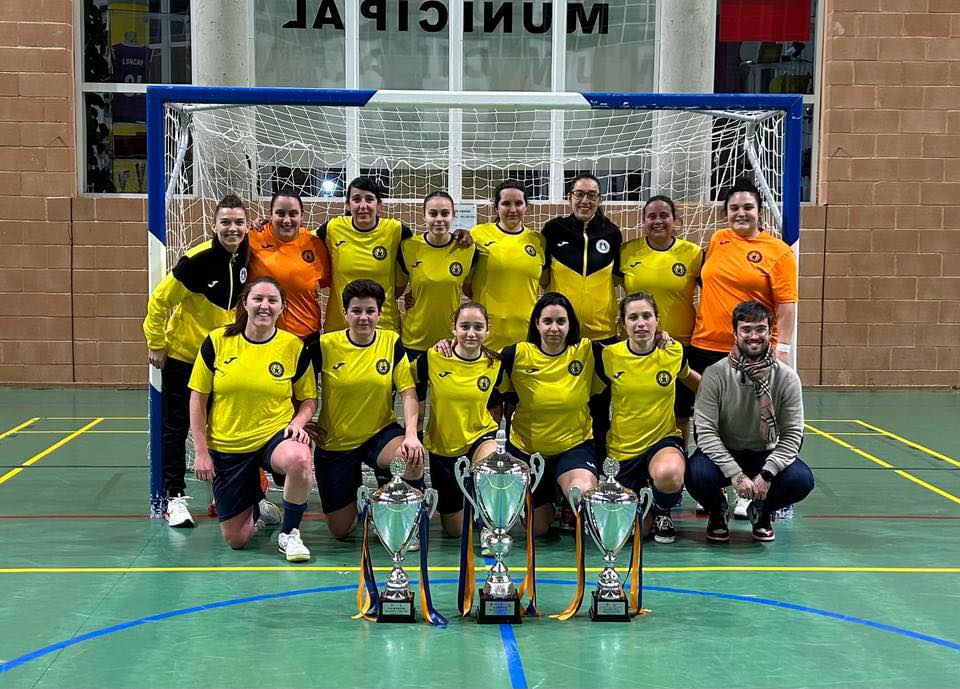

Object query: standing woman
[188,277,316,562]
[690,177,798,373]
[499,292,599,537]
[541,172,621,459]
[595,293,701,543]
[248,190,331,367]
[619,195,703,445]
[313,279,425,539]
[319,177,412,333]
[415,302,501,537]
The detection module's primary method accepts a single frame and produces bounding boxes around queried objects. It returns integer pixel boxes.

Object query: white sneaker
[256,499,282,527]
[733,495,751,520]
[165,496,195,528]
[278,528,311,562]
[480,527,494,557]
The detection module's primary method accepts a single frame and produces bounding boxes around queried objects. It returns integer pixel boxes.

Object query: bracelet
[775,343,792,353]
[760,469,775,482]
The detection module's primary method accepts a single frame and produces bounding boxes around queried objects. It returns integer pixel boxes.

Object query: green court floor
[1,389,958,688]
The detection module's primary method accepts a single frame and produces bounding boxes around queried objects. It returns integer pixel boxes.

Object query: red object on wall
[719,0,811,43]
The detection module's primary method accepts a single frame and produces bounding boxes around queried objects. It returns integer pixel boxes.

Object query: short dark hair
[345,176,384,203]
[567,172,601,193]
[527,292,581,347]
[493,179,528,205]
[213,194,246,222]
[341,278,385,311]
[269,190,303,212]
[732,300,773,331]
[643,194,677,219]
[722,176,762,213]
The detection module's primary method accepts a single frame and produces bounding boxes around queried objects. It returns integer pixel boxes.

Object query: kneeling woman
[314,279,425,539]
[500,293,600,537]
[595,293,700,544]
[416,302,501,537]
[189,277,316,562]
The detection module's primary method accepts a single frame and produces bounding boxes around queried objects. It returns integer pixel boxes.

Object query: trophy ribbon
[550,497,587,621]
[353,501,381,621]
[515,491,539,616]
[625,502,651,617]
[456,487,476,616]
[416,502,448,627]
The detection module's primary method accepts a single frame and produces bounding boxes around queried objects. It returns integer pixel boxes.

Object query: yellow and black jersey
[415,348,501,457]
[318,216,412,333]
[399,235,476,351]
[316,328,415,451]
[500,338,599,456]
[543,213,621,341]
[143,235,249,364]
[469,223,545,351]
[188,326,316,454]
[596,340,688,460]
[619,237,703,342]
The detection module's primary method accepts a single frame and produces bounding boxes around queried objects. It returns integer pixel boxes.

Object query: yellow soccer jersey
[500,338,596,456]
[319,216,412,333]
[469,223,545,351]
[188,327,316,454]
[400,235,476,351]
[316,328,415,451]
[620,237,703,343]
[415,348,501,457]
[596,340,688,460]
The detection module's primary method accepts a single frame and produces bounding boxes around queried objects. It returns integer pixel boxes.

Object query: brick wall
[0,1,958,387]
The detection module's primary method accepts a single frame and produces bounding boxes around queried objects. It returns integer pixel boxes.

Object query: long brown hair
[224,276,285,337]
[452,301,499,366]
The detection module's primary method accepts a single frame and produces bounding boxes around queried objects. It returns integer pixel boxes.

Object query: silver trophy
[454,430,545,623]
[357,458,438,623]
[570,458,653,621]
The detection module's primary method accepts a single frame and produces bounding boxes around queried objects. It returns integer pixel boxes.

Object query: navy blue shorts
[313,423,405,513]
[209,428,286,522]
[613,435,686,492]
[507,439,598,508]
[428,432,498,515]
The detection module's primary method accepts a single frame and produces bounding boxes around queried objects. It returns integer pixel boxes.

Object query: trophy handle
[423,487,439,520]
[528,452,546,493]
[453,456,480,514]
[567,486,582,510]
[636,486,654,519]
[356,485,371,510]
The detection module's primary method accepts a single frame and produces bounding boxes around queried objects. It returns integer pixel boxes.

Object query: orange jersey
[248,223,331,338]
[691,228,797,352]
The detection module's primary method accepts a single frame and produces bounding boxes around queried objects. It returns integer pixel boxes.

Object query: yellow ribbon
[550,501,585,620]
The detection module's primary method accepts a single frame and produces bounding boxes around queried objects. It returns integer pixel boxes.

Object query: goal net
[147,87,804,515]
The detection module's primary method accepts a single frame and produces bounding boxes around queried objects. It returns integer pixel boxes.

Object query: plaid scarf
[728,345,779,444]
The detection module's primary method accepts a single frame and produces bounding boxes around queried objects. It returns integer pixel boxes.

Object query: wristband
[760,469,775,482]
[775,343,792,353]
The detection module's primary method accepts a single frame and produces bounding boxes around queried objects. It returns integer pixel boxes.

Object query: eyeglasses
[570,190,600,201]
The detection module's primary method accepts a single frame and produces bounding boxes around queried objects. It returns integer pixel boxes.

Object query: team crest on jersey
[449,261,463,276]
[269,361,285,378]
[568,360,584,376]
[747,250,762,263]
[656,370,672,386]
[672,262,686,276]
[239,267,248,283]
[301,250,315,263]
[596,239,611,254]
[524,244,537,257]
[477,375,491,391]
[372,246,388,260]
[375,358,390,375]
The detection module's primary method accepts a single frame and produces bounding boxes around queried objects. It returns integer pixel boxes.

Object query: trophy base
[377,597,416,623]
[589,591,630,622]
[476,594,523,624]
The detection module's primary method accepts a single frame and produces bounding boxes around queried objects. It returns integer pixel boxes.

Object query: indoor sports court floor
[1,388,958,688]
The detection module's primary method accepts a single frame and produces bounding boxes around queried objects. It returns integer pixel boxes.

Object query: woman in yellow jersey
[500,292,599,537]
[415,302,501,537]
[318,177,413,333]
[619,195,704,445]
[595,293,701,544]
[188,277,317,562]
[248,191,331,369]
[313,279,425,539]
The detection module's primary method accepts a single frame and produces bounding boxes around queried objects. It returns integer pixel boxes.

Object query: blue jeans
[685,447,814,517]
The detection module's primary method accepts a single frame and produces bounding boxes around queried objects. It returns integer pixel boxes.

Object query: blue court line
[3,579,959,678]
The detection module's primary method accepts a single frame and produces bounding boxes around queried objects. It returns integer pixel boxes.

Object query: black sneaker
[748,500,775,542]
[651,509,676,544]
[705,510,730,543]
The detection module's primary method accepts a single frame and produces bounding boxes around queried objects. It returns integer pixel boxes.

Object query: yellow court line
[46,416,147,420]
[0,565,958,575]
[823,432,882,437]
[17,430,147,435]
[805,423,960,505]
[0,417,40,441]
[853,419,960,469]
[0,418,104,485]
[806,419,861,423]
